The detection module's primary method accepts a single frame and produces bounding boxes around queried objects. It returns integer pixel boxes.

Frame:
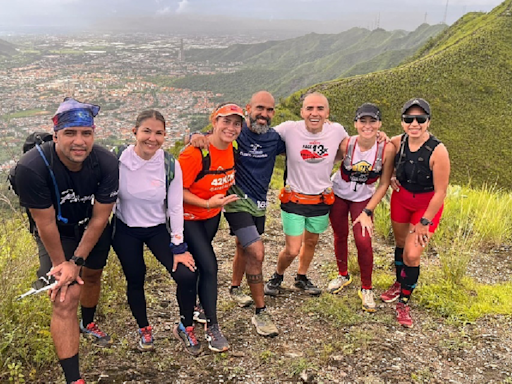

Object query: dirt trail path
[41,207,512,384]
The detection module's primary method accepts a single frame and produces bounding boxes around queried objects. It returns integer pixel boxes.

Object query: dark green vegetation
[169,24,446,103]
[0,39,17,56]
[275,1,512,189]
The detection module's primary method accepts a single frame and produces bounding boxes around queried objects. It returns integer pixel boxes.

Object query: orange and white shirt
[179,143,236,220]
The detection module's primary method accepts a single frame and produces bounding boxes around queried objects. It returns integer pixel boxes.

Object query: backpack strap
[343,136,357,171]
[163,151,176,234]
[35,144,68,224]
[112,145,129,159]
[372,140,386,172]
[194,141,238,182]
[232,140,240,163]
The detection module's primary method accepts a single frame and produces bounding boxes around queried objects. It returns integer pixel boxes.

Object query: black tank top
[395,134,441,193]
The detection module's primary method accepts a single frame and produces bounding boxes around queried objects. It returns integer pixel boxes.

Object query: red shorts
[390,188,443,233]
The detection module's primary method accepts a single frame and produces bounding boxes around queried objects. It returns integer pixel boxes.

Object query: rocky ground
[38,203,512,384]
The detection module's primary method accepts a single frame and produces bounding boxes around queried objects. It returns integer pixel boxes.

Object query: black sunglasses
[402,115,429,124]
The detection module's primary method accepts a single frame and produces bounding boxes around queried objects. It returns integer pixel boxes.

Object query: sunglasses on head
[402,115,429,124]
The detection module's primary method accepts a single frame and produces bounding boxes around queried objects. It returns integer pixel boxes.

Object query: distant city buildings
[0,33,256,170]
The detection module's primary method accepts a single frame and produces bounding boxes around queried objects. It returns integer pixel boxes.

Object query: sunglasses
[402,115,429,124]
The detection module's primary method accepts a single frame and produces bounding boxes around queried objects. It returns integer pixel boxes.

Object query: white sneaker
[327,274,352,294]
[358,289,376,312]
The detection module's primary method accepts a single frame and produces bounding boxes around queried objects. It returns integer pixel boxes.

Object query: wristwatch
[419,217,433,226]
[363,208,373,217]
[70,255,85,266]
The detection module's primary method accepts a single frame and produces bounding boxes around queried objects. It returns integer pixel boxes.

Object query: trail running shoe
[396,302,413,328]
[193,305,207,324]
[264,272,283,296]
[230,286,254,307]
[205,324,229,352]
[327,274,352,294]
[380,281,401,303]
[358,289,377,312]
[137,326,154,351]
[173,323,202,356]
[252,310,279,337]
[294,276,322,296]
[71,380,86,384]
[79,320,112,347]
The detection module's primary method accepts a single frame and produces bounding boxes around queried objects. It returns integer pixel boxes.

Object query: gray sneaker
[327,274,352,294]
[252,310,278,337]
[264,272,283,296]
[294,276,322,296]
[229,287,254,307]
[205,324,229,352]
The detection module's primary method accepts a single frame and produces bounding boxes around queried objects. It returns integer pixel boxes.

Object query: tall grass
[0,216,54,382]
[373,184,512,285]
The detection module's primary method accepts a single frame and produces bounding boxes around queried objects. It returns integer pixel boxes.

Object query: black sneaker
[294,276,322,296]
[264,272,283,296]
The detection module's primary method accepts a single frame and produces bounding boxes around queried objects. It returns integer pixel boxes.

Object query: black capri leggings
[112,217,197,328]
[184,214,221,325]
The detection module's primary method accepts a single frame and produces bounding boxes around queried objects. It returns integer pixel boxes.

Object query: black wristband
[169,242,188,255]
[363,208,373,217]
[420,217,433,226]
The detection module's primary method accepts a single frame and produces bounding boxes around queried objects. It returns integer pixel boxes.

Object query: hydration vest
[395,134,441,193]
[194,140,239,182]
[341,136,385,185]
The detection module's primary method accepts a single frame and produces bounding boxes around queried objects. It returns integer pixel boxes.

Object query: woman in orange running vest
[178,103,243,353]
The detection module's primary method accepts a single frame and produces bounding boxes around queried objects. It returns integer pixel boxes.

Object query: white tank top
[332,140,378,202]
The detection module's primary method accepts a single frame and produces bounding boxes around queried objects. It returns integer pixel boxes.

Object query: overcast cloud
[0,0,504,32]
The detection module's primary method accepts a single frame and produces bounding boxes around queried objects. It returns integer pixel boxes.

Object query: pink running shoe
[396,302,413,328]
[380,281,401,303]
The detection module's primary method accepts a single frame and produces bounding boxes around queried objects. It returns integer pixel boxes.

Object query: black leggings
[184,214,221,325]
[112,218,197,328]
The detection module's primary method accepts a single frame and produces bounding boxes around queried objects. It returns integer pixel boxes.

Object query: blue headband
[52,98,100,131]
[53,108,96,131]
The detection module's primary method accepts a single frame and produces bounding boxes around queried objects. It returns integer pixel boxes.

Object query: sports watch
[419,217,433,226]
[70,255,85,266]
[363,208,373,217]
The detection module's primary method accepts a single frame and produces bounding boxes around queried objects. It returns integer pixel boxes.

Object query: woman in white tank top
[327,103,395,312]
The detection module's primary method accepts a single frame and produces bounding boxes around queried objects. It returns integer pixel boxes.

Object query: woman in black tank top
[381,98,450,329]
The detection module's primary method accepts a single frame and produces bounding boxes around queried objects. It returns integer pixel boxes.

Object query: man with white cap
[14,97,119,384]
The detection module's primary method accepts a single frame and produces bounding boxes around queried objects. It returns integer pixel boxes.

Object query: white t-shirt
[274,120,348,195]
[115,145,184,245]
[332,139,378,202]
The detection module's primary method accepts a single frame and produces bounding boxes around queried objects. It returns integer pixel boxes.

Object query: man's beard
[249,115,271,134]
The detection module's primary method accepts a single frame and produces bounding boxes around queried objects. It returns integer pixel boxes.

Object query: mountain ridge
[275,0,512,188]
[169,24,446,102]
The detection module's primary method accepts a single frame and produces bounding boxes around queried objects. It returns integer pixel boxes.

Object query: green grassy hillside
[274,0,512,189]
[171,24,446,102]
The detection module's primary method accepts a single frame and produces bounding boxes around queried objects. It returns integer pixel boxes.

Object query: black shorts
[35,224,112,278]
[224,211,265,249]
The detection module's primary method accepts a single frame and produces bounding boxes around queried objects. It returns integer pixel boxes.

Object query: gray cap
[354,103,381,121]
[401,98,430,116]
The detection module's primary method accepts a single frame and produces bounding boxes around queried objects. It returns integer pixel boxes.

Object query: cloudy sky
[0,0,504,32]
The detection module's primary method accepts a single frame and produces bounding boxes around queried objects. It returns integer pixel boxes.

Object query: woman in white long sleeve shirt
[112,110,201,356]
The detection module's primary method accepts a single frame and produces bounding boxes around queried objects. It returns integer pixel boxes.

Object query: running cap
[401,98,430,116]
[52,97,100,131]
[354,103,381,121]
[212,103,244,121]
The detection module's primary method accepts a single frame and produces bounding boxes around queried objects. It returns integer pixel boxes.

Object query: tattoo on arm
[246,273,263,284]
